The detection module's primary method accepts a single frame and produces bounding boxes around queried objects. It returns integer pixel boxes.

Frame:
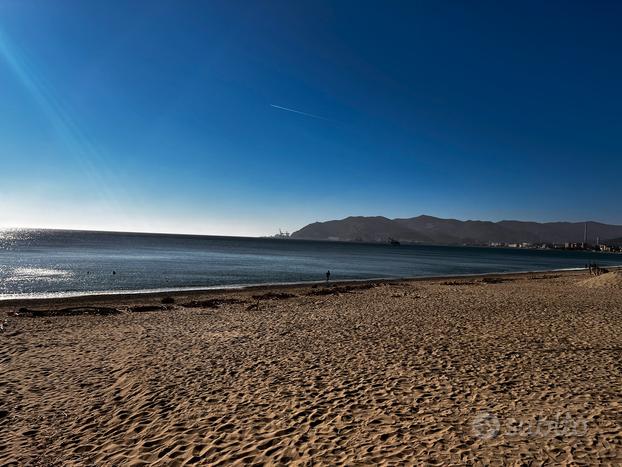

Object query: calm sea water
[1,229,621,299]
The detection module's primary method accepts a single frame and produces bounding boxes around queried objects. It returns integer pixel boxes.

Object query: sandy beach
[1,269,621,465]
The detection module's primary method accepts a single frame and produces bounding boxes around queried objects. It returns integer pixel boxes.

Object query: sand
[1,270,621,465]
[579,270,622,289]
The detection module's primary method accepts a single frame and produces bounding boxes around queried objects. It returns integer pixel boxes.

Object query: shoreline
[1,266,613,309]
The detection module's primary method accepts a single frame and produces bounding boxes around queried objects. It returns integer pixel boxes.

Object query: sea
[1,228,621,300]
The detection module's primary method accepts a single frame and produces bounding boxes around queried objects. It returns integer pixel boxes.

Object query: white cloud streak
[270,104,330,121]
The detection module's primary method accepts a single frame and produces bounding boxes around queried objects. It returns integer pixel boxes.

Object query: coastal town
[487,241,622,252]
[488,224,622,252]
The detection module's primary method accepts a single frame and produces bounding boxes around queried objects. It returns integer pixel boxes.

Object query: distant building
[272,229,291,239]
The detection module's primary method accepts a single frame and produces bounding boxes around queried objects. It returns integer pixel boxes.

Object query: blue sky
[1,1,621,235]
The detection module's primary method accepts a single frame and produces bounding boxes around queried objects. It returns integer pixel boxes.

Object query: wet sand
[1,270,621,465]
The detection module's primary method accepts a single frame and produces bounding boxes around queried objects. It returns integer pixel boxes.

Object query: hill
[291,215,622,245]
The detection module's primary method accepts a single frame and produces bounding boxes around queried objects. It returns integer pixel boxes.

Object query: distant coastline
[288,215,622,251]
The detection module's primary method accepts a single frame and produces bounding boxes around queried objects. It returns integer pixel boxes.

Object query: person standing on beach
[326,270,331,282]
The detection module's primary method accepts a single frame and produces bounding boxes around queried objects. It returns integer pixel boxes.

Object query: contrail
[270,104,330,121]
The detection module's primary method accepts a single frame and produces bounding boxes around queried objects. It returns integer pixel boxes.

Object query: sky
[1,1,621,236]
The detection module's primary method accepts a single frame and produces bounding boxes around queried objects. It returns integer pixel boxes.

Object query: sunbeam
[0,27,125,216]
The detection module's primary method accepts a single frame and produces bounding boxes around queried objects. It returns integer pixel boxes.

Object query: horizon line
[3,214,622,239]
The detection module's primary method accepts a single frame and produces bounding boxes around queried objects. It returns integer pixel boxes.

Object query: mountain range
[290,215,622,245]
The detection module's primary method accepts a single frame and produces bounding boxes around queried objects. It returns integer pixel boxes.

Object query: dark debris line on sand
[11,307,121,318]
[306,283,379,296]
[128,305,170,313]
[180,298,245,309]
[442,277,513,286]
[251,292,297,301]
